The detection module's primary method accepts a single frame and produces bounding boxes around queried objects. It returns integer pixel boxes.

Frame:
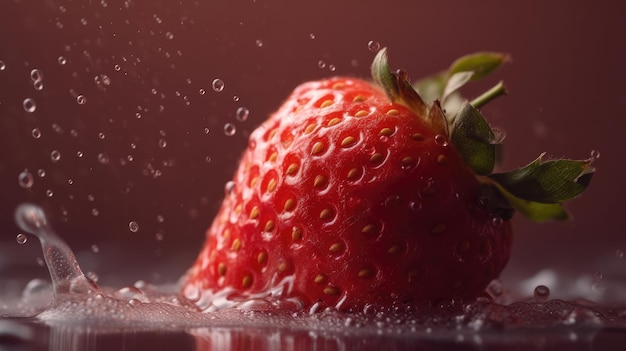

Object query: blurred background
[0,0,624,301]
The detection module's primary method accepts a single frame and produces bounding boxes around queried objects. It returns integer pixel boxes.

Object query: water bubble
[212,78,225,92]
[50,150,61,162]
[236,107,249,122]
[616,249,624,259]
[492,217,503,227]
[91,245,100,253]
[18,170,34,189]
[158,139,167,148]
[165,32,174,40]
[91,208,99,216]
[33,80,44,91]
[155,232,164,241]
[232,95,240,102]
[45,190,54,197]
[318,60,326,69]
[16,233,28,244]
[30,69,43,82]
[97,153,110,164]
[31,128,41,139]
[128,221,139,233]
[98,132,106,139]
[223,123,236,136]
[409,201,422,212]
[76,95,87,104]
[224,180,236,196]
[114,64,121,71]
[309,33,316,39]
[80,18,87,25]
[367,40,381,52]
[37,169,46,178]
[590,150,600,161]
[205,155,212,163]
[0,60,5,70]
[76,151,84,158]
[255,39,263,47]
[434,134,449,146]
[23,98,36,113]
[58,56,67,65]
[329,64,336,72]
[199,88,206,95]
[534,285,550,302]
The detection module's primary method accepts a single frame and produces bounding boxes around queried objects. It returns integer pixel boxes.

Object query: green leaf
[489,154,595,203]
[451,102,497,175]
[448,52,510,81]
[371,48,399,101]
[491,182,570,222]
[442,71,474,102]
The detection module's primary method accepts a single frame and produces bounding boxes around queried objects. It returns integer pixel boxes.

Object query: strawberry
[182,49,594,312]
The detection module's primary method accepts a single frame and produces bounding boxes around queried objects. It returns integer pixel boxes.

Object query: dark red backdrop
[1,1,624,296]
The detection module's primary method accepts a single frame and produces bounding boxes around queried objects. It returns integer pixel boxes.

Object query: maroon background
[1,0,624,295]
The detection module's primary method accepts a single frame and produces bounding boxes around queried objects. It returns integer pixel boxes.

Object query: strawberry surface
[183,49,593,312]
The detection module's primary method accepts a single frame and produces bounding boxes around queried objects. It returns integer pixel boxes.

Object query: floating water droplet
[165,32,174,40]
[128,221,139,233]
[33,80,44,91]
[37,169,46,178]
[58,56,67,65]
[236,107,249,121]
[91,245,100,253]
[590,149,600,161]
[31,128,41,139]
[367,40,381,52]
[98,132,106,139]
[97,153,110,164]
[318,60,326,69]
[205,155,212,163]
[232,95,240,102]
[329,64,336,72]
[114,64,121,71]
[76,95,87,104]
[616,249,624,259]
[91,208,99,216]
[30,69,43,82]
[212,78,224,92]
[76,151,84,158]
[492,217,503,227]
[45,189,53,197]
[198,88,206,95]
[18,170,34,189]
[409,201,422,212]
[309,33,316,40]
[223,123,236,136]
[155,232,164,241]
[23,98,36,113]
[534,285,550,302]
[50,150,61,162]
[255,39,263,47]
[158,139,167,148]
[16,233,28,244]
[0,60,6,70]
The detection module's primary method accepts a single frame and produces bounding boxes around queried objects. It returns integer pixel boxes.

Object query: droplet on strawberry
[183,48,594,312]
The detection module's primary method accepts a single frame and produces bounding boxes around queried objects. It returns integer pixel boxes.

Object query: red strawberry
[182,49,594,312]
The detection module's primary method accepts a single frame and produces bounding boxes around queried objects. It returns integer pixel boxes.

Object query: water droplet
[91,245,100,253]
[232,95,239,102]
[492,217,503,227]
[97,153,110,164]
[434,134,449,146]
[309,33,316,39]
[616,249,624,259]
[198,88,206,95]
[205,155,212,163]
[37,169,46,177]
[224,181,236,196]
[16,233,28,244]
[76,151,84,158]
[80,18,88,25]
[534,285,550,302]
[76,95,87,104]
[128,221,139,233]
[30,69,43,82]
[23,98,36,113]
[255,39,263,47]
[33,80,44,91]
[114,64,121,71]
[328,64,336,72]
[318,60,326,69]
[212,79,224,92]
[50,150,61,162]
[367,40,381,52]
[18,170,34,189]
[31,128,41,139]
[58,56,67,65]
[98,132,106,140]
[45,190,54,197]
[236,107,249,122]
[409,201,422,212]
[590,150,600,161]
[91,208,99,216]
[165,32,174,40]
[158,139,167,148]
[0,60,5,70]
[223,123,236,136]
[155,232,164,241]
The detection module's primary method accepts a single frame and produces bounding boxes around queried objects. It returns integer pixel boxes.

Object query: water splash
[14,203,101,298]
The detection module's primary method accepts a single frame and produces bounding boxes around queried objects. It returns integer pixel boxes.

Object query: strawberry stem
[471,81,507,109]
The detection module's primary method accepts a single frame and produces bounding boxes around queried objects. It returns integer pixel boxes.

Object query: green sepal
[448,52,511,81]
[490,182,570,222]
[451,102,497,175]
[371,48,399,101]
[489,154,595,203]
